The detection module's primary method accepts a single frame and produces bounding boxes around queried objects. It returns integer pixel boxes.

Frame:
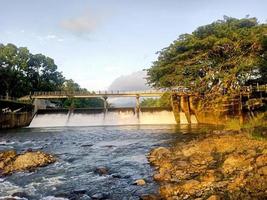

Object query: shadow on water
[0,124,220,199]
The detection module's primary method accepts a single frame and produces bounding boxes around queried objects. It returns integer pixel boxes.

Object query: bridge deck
[17,84,267,100]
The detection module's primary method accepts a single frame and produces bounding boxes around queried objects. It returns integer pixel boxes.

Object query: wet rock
[73,189,87,195]
[91,192,109,200]
[111,173,122,178]
[12,191,31,199]
[140,194,159,200]
[81,144,93,147]
[134,179,146,186]
[0,150,56,175]
[94,166,109,176]
[80,194,92,200]
[148,147,171,165]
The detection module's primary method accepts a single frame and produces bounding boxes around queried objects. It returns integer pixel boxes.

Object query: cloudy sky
[0,0,266,90]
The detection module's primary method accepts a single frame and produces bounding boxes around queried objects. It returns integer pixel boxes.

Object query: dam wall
[29,107,185,127]
[0,100,34,129]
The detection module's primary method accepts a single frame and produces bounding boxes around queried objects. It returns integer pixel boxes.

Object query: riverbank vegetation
[0,43,103,108]
[147,16,267,98]
[141,92,171,107]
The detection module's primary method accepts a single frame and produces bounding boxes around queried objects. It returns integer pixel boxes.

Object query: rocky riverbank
[148,130,267,200]
[0,150,56,175]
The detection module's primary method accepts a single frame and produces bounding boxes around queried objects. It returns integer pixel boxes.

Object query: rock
[181,180,200,194]
[73,189,87,195]
[257,166,267,175]
[80,194,92,200]
[94,167,109,176]
[140,194,159,200]
[148,147,171,164]
[111,173,122,178]
[207,195,220,200]
[81,144,93,147]
[200,170,217,184]
[134,179,146,186]
[222,154,252,174]
[91,192,109,199]
[12,191,31,198]
[0,150,56,175]
[256,154,267,167]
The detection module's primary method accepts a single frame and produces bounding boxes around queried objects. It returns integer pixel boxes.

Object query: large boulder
[0,150,56,175]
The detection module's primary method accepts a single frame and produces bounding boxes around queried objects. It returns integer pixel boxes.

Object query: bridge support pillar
[171,94,181,124]
[181,96,191,123]
[103,96,108,113]
[135,95,140,118]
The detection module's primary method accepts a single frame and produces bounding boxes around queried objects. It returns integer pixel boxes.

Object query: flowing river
[0,125,211,200]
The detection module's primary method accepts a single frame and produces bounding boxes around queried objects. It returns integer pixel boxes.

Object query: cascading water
[28,108,198,127]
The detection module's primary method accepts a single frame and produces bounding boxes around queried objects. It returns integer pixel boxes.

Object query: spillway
[29,108,191,127]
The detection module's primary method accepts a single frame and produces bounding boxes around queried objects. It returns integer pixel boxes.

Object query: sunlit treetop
[147,16,267,96]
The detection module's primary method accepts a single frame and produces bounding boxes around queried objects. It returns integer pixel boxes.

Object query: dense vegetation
[141,93,171,107]
[147,17,267,98]
[0,43,103,108]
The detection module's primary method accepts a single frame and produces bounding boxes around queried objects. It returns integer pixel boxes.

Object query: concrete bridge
[19,90,194,116]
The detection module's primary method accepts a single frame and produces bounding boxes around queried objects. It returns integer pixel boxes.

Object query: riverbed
[0,125,210,199]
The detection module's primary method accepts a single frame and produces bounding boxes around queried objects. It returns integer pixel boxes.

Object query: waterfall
[29,108,197,127]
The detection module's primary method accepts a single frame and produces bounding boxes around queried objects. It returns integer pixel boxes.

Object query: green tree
[147,17,267,99]
[0,43,64,97]
[61,79,103,108]
[141,92,171,107]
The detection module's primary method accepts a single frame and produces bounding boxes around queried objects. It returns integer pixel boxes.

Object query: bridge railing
[32,90,169,96]
[31,84,267,97]
[0,95,18,101]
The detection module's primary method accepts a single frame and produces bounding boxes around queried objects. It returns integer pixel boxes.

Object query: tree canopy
[0,43,103,108]
[0,43,64,97]
[146,17,267,97]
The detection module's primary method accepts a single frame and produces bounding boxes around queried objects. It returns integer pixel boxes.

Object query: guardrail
[32,90,169,96]
[0,95,18,102]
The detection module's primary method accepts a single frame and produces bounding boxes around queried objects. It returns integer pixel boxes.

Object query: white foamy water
[29,110,181,127]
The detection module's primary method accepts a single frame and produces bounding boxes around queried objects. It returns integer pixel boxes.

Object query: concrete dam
[29,108,197,127]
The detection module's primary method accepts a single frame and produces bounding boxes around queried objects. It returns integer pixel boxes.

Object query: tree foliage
[0,43,103,108]
[61,79,103,108]
[147,17,267,97]
[0,43,64,97]
[141,92,171,107]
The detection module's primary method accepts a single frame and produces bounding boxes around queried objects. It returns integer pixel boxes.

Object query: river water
[0,125,209,200]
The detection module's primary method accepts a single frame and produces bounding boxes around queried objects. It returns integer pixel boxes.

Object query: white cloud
[60,9,104,35]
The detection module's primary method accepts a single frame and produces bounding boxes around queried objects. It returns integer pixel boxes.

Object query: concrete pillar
[135,95,140,118]
[171,94,180,124]
[181,96,191,123]
[103,96,108,113]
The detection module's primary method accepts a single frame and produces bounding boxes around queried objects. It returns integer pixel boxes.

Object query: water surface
[0,125,209,199]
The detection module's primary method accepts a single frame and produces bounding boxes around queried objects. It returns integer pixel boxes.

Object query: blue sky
[0,0,266,90]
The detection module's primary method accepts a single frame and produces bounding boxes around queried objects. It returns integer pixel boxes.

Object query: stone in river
[0,150,56,175]
[94,166,109,176]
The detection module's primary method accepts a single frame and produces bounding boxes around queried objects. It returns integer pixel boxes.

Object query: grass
[224,112,267,140]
